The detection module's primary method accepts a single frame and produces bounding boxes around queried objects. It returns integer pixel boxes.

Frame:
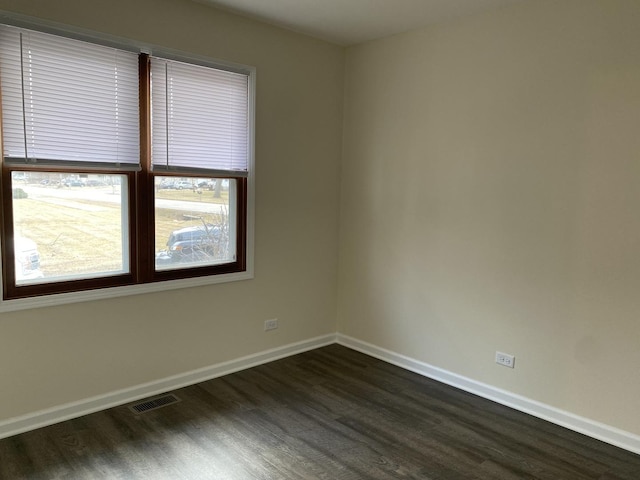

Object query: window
[0,24,253,302]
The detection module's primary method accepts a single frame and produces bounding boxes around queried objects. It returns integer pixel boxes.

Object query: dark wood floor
[1,345,639,479]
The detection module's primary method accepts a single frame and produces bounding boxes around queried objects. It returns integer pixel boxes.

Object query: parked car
[62,177,85,187]
[196,180,214,190]
[85,179,107,187]
[174,181,194,190]
[156,224,222,264]
[14,236,44,283]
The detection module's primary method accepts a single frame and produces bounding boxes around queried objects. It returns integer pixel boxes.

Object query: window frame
[0,16,255,310]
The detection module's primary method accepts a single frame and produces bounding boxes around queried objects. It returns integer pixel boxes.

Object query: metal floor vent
[129,394,181,414]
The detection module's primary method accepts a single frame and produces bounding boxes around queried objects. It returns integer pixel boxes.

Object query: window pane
[154,176,236,270]
[11,172,129,285]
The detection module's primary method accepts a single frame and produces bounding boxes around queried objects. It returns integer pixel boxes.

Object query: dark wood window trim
[0,48,249,301]
[1,166,139,299]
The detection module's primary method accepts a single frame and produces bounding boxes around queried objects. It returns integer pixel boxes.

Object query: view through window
[154,176,236,270]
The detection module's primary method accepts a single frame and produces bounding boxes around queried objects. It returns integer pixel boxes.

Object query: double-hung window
[0,24,253,302]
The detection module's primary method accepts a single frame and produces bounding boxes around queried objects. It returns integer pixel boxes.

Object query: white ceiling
[195,0,528,46]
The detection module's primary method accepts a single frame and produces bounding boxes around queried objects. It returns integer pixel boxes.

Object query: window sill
[0,269,254,313]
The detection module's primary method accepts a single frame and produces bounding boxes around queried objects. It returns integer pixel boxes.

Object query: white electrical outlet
[264,318,278,331]
[495,351,515,368]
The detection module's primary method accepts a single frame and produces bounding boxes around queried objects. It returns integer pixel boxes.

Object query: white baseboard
[0,333,336,440]
[3,332,640,457]
[336,333,640,456]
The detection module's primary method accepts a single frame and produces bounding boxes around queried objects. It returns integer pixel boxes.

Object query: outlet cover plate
[264,318,278,331]
[496,351,515,368]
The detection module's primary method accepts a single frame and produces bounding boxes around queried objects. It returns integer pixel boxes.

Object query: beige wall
[1,0,639,443]
[339,0,640,435]
[0,0,344,420]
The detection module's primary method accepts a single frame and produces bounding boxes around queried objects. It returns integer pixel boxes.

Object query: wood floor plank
[1,344,639,479]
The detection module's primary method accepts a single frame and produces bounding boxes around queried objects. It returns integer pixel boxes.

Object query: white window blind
[151,57,249,176]
[0,25,139,168]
